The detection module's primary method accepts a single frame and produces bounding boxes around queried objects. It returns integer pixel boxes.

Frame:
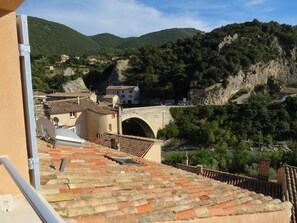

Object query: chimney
[258,157,271,181]
[182,152,189,166]
[110,138,117,149]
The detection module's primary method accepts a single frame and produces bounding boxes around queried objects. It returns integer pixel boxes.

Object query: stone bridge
[120,106,174,138]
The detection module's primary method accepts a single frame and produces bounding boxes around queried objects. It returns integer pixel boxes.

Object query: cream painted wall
[50,111,83,127]
[86,111,118,141]
[144,142,162,163]
[50,111,87,138]
[0,10,29,195]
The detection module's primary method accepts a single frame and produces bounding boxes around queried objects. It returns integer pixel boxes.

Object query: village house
[59,54,69,63]
[44,98,163,163]
[97,94,119,107]
[44,97,119,141]
[106,85,140,105]
[46,91,97,102]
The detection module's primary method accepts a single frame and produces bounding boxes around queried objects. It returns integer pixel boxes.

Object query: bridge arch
[121,106,174,139]
[122,116,155,138]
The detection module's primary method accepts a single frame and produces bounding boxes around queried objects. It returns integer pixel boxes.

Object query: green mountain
[124,20,297,100]
[91,33,134,48]
[28,16,200,56]
[28,16,101,56]
[91,28,201,49]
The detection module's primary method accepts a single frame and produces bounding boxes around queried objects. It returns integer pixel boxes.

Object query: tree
[230,140,251,173]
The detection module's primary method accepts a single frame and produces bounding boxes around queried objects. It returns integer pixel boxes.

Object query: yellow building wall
[50,111,83,127]
[0,0,24,12]
[50,111,87,138]
[144,143,161,163]
[0,10,29,195]
[86,111,118,141]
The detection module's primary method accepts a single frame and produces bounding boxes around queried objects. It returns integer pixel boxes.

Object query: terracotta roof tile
[106,85,137,90]
[282,165,297,223]
[96,133,155,158]
[37,139,292,222]
[45,98,117,115]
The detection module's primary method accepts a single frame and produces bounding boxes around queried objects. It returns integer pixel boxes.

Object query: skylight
[105,156,145,166]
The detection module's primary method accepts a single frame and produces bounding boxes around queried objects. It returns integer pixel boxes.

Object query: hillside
[91,33,135,48]
[119,28,200,48]
[28,17,101,56]
[28,17,201,55]
[124,20,297,102]
[91,28,201,49]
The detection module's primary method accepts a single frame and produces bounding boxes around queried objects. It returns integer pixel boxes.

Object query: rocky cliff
[189,55,297,105]
[109,59,129,85]
[62,77,89,93]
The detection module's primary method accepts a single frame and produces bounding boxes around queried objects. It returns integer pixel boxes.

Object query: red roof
[106,85,137,91]
[37,140,292,222]
[281,165,297,223]
[95,133,155,158]
[45,98,117,115]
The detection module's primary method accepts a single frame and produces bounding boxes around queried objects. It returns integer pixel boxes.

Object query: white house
[106,86,140,105]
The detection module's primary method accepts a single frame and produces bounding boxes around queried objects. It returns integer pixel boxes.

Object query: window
[122,95,125,98]
[109,124,112,131]
[70,111,76,119]
[129,90,132,93]
[129,95,132,98]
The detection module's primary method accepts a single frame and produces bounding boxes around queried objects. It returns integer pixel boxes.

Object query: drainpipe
[117,106,122,135]
[17,15,40,189]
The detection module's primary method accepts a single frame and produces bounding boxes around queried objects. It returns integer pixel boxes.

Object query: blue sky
[17,0,297,37]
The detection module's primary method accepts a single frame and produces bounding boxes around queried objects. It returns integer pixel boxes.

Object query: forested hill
[28,16,200,56]
[28,17,101,56]
[91,28,201,49]
[124,19,297,100]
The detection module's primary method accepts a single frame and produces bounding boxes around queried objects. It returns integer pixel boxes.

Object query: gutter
[17,14,41,189]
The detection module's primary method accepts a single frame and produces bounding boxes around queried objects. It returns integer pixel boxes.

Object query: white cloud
[244,0,267,7]
[20,0,210,37]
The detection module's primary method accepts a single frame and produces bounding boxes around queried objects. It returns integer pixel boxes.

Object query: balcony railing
[0,155,63,223]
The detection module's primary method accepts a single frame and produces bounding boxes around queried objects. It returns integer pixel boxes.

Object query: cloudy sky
[17,0,297,37]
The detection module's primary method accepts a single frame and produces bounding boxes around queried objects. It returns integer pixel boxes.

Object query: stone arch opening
[122,118,155,138]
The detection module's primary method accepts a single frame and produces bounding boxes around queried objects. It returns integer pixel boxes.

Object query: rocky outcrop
[109,59,129,85]
[218,34,238,52]
[189,58,297,105]
[62,77,89,93]
[63,67,75,76]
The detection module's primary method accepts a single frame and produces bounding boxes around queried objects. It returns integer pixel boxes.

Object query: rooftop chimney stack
[258,157,271,181]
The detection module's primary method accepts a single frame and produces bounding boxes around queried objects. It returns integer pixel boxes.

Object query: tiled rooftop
[95,133,155,158]
[176,164,282,199]
[47,92,93,98]
[106,86,137,91]
[282,165,297,223]
[45,98,117,115]
[37,139,292,223]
